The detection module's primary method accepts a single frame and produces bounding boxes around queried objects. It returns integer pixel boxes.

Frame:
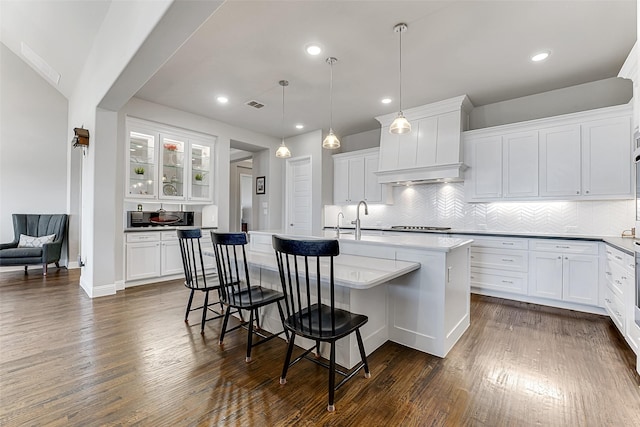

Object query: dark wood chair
[211,232,288,362]
[176,228,226,334]
[272,235,371,412]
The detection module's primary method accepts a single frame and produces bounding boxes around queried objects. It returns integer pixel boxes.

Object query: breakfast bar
[239,231,473,368]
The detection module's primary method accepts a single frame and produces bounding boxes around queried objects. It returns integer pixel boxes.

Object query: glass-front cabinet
[128,127,157,199]
[188,139,212,201]
[126,118,215,203]
[160,135,186,200]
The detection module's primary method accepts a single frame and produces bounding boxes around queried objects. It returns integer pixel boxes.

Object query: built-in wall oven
[633,129,640,327]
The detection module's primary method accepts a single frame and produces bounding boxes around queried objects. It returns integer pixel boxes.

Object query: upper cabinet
[465,105,632,202]
[375,95,474,183]
[126,118,216,203]
[333,148,391,205]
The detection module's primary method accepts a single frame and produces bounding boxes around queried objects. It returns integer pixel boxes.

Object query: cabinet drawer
[604,286,625,334]
[470,267,527,295]
[606,262,630,298]
[161,231,178,241]
[469,236,528,250]
[470,248,528,271]
[605,244,634,272]
[126,232,160,243]
[530,239,598,255]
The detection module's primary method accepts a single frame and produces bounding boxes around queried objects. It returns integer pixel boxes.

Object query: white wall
[0,43,69,257]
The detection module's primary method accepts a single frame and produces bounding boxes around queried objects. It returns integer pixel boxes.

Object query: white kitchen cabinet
[465,135,502,200]
[502,131,538,198]
[581,116,632,197]
[125,233,161,281]
[605,244,639,355]
[539,124,582,197]
[333,148,388,204]
[468,236,529,296]
[126,117,216,203]
[125,229,215,285]
[529,240,599,306]
[378,128,416,171]
[464,104,632,202]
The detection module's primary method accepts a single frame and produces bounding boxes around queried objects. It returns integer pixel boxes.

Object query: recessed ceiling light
[295,124,304,129]
[305,43,322,56]
[531,51,550,62]
[381,98,392,104]
[217,96,229,104]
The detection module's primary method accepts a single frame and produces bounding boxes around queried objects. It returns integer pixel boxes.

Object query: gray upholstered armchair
[0,214,68,275]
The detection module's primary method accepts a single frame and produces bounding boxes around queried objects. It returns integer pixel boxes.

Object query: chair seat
[224,285,284,309]
[285,303,368,341]
[0,247,43,258]
[184,272,220,291]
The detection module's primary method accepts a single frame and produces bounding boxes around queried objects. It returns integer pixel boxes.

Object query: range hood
[374,95,473,184]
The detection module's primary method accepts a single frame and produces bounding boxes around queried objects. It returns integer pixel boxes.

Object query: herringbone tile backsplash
[326,183,634,236]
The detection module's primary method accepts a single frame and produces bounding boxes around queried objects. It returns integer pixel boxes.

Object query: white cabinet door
[468,135,502,199]
[539,124,581,197]
[364,153,382,203]
[126,242,161,281]
[503,131,538,198]
[529,251,563,299]
[562,254,599,305]
[348,157,365,202]
[159,134,187,200]
[378,126,418,171]
[333,157,350,204]
[415,116,438,166]
[187,138,214,202]
[161,240,184,276]
[435,111,462,164]
[127,124,158,199]
[581,116,631,197]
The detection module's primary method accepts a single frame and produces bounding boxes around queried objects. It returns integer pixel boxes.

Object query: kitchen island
[245,230,473,368]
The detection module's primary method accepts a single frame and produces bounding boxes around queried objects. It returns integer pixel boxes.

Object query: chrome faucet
[336,212,344,238]
[351,200,368,240]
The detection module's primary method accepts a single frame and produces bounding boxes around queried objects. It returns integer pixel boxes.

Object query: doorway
[285,156,312,235]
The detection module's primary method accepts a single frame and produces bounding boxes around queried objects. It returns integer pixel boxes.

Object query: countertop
[323,226,639,255]
[124,226,217,232]
[249,230,474,253]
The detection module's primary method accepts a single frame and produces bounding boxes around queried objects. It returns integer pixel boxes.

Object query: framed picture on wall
[256,176,266,195]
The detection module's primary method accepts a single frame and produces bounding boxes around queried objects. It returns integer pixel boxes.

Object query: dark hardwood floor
[1,268,639,426]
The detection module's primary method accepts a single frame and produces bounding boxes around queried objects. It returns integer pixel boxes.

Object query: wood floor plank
[1,269,639,426]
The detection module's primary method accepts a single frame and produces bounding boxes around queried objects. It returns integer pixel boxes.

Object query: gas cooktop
[390,226,452,231]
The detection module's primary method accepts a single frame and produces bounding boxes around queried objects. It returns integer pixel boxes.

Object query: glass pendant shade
[323,57,340,149]
[276,80,291,158]
[390,112,411,134]
[322,129,340,149]
[276,140,291,158]
[390,23,411,135]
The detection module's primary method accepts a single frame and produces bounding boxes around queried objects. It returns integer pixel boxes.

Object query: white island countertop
[243,251,420,290]
[249,230,473,253]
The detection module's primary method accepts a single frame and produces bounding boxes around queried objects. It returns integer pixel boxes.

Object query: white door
[286,156,312,235]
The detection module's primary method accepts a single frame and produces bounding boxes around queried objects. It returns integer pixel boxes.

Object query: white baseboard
[80,276,116,298]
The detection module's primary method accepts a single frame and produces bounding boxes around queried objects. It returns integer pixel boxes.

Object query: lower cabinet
[125,233,161,281]
[469,236,528,296]
[605,243,639,354]
[529,251,599,305]
[125,229,214,283]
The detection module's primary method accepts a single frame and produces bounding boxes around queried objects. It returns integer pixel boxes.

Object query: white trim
[80,276,116,298]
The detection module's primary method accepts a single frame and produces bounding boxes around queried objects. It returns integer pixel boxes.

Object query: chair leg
[24,266,28,274]
[55,262,60,268]
[246,309,254,362]
[200,290,209,334]
[219,309,231,346]
[43,263,47,276]
[280,333,296,385]
[276,301,289,342]
[355,329,371,378]
[254,308,261,330]
[328,342,336,412]
[185,289,195,322]
[315,340,322,359]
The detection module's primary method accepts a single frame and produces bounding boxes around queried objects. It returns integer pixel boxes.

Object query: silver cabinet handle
[501,280,514,284]
[615,255,623,261]
[557,256,562,259]
[501,258,514,262]
[556,245,570,249]
[605,271,612,276]
[502,242,514,245]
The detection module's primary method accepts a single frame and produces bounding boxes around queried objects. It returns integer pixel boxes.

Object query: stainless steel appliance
[635,242,640,328]
[634,130,640,327]
[127,211,194,228]
[390,226,452,231]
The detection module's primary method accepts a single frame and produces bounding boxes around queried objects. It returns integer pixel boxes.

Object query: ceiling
[136,0,637,139]
[1,1,637,140]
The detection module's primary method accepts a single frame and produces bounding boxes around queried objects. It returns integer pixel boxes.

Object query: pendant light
[275,80,292,158]
[322,57,340,149]
[389,23,411,135]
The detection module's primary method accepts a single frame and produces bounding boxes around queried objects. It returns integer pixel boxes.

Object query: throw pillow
[17,234,55,248]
